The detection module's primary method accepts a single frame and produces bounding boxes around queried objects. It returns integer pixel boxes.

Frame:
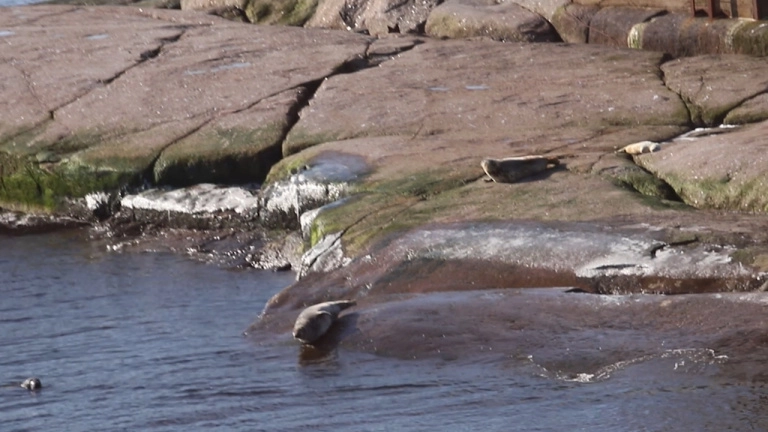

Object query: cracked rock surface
[0,5,371,206]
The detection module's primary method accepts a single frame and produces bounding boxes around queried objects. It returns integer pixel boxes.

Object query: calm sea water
[0,0,46,6]
[2,230,768,431]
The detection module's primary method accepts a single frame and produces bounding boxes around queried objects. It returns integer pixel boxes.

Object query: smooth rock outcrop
[0,5,371,208]
[587,6,664,48]
[305,0,439,37]
[283,40,689,155]
[638,13,768,57]
[661,54,768,126]
[425,0,560,42]
[635,121,768,213]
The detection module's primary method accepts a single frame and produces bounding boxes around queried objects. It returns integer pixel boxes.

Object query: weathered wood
[572,0,765,18]
[691,0,761,18]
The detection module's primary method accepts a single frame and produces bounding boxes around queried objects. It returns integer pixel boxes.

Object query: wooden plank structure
[572,0,767,19]
[690,0,767,19]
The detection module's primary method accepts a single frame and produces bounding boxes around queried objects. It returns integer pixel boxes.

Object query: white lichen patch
[263,174,347,222]
[391,223,752,280]
[121,184,260,214]
[85,192,111,211]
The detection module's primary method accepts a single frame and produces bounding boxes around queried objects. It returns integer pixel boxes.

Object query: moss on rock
[730,20,768,57]
[607,167,682,203]
[0,153,133,210]
[243,0,317,25]
[305,167,479,255]
[282,128,345,157]
[154,125,284,186]
[661,173,768,213]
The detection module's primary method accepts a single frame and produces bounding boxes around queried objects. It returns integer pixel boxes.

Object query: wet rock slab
[264,220,767,311]
[252,287,768,382]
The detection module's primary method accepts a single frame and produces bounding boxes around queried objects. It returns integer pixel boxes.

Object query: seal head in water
[293,300,356,344]
[21,378,41,390]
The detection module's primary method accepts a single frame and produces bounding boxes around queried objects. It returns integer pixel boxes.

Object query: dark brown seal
[20,378,41,390]
[481,155,560,183]
[293,300,356,344]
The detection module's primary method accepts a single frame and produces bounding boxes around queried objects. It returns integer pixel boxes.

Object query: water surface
[1,231,767,431]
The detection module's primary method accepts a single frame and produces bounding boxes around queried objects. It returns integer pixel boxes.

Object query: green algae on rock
[0,153,132,210]
[243,0,318,25]
[634,121,768,213]
[153,117,289,186]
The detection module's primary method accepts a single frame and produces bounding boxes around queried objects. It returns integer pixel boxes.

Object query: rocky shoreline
[2,3,768,362]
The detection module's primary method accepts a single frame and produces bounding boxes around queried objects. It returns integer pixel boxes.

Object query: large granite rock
[661,54,768,126]
[587,6,664,48]
[424,0,560,42]
[0,5,371,208]
[638,13,768,57]
[305,0,439,37]
[283,40,689,156]
[635,121,768,213]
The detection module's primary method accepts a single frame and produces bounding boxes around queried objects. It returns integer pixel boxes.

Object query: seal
[20,377,41,390]
[617,141,660,155]
[293,300,356,344]
[481,155,560,183]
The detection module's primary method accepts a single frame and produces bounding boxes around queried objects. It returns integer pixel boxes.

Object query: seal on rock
[617,141,660,155]
[20,378,42,390]
[481,155,560,183]
[293,300,356,344]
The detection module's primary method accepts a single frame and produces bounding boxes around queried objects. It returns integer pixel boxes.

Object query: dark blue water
[2,231,768,431]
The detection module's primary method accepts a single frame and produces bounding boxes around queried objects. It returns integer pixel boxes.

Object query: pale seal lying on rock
[20,377,41,390]
[617,141,660,155]
[481,155,560,183]
[293,300,356,344]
